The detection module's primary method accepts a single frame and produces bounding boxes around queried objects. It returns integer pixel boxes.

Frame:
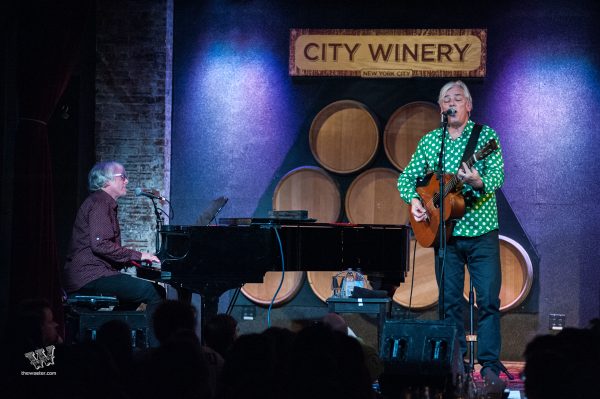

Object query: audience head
[204,313,238,357]
[15,298,61,349]
[288,322,372,399]
[96,319,133,371]
[219,332,277,399]
[322,312,348,334]
[261,325,296,352]
[152,300,197,345]
[523,322,600,399]
[140,329,211,399]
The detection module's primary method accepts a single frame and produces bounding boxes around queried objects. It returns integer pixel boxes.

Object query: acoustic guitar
[409,139,498,248]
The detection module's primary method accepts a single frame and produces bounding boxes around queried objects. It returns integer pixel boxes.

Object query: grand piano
[139,219,411,330]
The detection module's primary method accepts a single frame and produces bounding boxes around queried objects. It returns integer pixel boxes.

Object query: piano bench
[64,305,149,349]
[326,297,391,348]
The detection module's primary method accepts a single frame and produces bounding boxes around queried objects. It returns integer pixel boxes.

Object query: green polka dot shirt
[397,120,505,237]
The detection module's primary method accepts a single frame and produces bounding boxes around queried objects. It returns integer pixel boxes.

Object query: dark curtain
[10,0,92,328]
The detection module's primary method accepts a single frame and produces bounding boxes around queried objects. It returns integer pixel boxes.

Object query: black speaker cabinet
[379,319,464,395]
[65,306,149,348]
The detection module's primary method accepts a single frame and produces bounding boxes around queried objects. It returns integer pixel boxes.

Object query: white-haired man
[398,81,506,389]
[63,161,162,310]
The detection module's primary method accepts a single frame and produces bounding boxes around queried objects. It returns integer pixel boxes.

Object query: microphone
[442,107,457,116]
[135,187,167,201]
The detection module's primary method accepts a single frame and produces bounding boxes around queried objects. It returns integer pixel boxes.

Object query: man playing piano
[63,161,163,312]
[397,81,506,390]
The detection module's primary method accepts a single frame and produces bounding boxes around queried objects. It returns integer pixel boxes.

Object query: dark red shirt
[63,189,142,292]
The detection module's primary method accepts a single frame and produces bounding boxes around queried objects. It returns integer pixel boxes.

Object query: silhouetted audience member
[217,331,284,399]
[96,318,134,390]
[152,299,197,344]
[5,299,60,397]
[287,322,374,399]
[261,326,297,398]
[322,312,384,383]
[261,325,296,360]
[7,299,62,376]
[14,298,63,349]
[54,341,128,399]
[204,313,238,358]
[138,329,212,399]
[133,299,222,399]
[6,299,134,399]
[523,320,600,399]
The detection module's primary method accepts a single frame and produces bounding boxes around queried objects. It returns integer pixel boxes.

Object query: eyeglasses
[113,173,128,181]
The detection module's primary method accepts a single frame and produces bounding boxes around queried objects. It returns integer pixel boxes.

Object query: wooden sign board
[289,29,487,78]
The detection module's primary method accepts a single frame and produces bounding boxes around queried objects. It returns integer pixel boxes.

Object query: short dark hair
[524,324,600,399]
[204,314,238,356]
[152,300,197,345]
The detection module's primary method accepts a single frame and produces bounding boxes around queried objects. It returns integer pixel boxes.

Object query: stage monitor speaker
[378,319,464,396]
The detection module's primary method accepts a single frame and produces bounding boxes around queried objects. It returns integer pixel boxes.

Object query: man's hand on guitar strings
[458,162,484,189]
[411,198,429,222]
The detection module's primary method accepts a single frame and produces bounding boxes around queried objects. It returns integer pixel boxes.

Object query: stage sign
[289,29,486,78]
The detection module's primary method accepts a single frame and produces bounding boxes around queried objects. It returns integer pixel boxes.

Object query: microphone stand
[467,276,476,375]
[437,113,449,321]
[150,198,164,253]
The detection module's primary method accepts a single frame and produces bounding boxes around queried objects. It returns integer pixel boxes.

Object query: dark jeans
[77,273,163,305]
[76,273,164,347]
[434,230,501,370]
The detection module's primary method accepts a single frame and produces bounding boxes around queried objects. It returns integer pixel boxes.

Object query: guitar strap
[460,123,483,166]
[460,123,483,206]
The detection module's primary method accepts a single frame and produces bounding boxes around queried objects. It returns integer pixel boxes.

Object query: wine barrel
[393,239,438,310]
[309,100,379,174]
[383,102,440,171]
[345,167,409,225]
[241,271,305,306]
[272,166,341,222]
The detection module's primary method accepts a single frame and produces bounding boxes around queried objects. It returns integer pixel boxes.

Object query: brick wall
[95,0,172,254]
